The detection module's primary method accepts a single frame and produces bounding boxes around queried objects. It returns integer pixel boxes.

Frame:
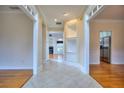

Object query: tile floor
[23,61,102,88]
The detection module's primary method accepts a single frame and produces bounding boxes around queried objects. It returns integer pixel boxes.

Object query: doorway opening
[100,31,112,64]
[88,5,124,88]
[48,32,64,62]
[0,5,33,87]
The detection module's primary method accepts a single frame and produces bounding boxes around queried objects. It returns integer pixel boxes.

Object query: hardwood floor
[49,54,64,60]
[90,62,124,88]
[0,70,32,88]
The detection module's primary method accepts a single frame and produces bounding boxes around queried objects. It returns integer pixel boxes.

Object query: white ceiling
[49,32,63,39]
[0,5,21,13]
[37,5,86,28]
[94,5,124,20]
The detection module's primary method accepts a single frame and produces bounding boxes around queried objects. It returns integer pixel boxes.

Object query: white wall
[48,36,58,54]
[48,32,63,54]
[90,20,124,64]
[0,12,33,69]
[64,19,83,65]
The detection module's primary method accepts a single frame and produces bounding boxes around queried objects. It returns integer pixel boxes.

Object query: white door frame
[82,14,90,74]
[82,5,105,74]
[46,29,49,61]
[19,5,39,75]
[33,14,39,75]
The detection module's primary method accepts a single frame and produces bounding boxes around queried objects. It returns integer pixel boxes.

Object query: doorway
[48,32,64,62]
[100,31,112,64]
[0,5,33,87]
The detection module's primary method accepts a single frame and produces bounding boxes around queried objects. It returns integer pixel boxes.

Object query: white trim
[33,14,39,75]
[0,11,23,14]
[86,5,96,15]
[19,5,35,21]
[19,5,39,75]
[88,5,105,21]
[36,6,47,26]
[82,14,90,74]
[0,67,32,70]
[89,63,100,64]
[46,29,49,61]
[82,5,105,74]
[93,19,124,23]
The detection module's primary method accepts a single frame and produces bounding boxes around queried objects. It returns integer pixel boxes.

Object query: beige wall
[90,20,124,64]
[65,19,79,38]
[78,19,84,66]
[0,12,33,69]
[42,24,47,61]
[38,17,43,69]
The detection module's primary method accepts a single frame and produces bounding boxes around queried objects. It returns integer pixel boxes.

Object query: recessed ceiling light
[54,18,57,22]
[58,38,63,41]
[64,13,69,16]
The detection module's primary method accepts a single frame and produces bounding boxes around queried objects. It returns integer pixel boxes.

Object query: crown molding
[93,19,124,23]
[0,10,23,14]
[36,6,48,26]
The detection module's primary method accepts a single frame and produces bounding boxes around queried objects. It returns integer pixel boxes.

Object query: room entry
[48,32,64,61]
[100,31,112,63]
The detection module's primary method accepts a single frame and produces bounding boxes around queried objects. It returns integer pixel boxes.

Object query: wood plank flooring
[49,54,63,59]
[90,62,124,88]
[0,70,32,88]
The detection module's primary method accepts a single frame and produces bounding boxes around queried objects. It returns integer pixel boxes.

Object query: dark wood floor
[0,70,32,88]
[90,62,124,88]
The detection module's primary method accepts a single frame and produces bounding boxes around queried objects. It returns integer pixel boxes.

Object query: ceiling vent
[56,22,62,25]
[9,6,20,10]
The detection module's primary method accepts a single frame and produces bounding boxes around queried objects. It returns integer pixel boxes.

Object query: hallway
[0,5,123,88]
[49,54,64,62]
[23,61,102,88]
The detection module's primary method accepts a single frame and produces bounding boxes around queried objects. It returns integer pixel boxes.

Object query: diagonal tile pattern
[23,61,102,88]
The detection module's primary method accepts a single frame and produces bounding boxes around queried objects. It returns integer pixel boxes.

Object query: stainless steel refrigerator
[100,36,111,63]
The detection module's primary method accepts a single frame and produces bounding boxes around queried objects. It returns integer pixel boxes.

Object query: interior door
[100,31,111,63]
[103,36,111,63]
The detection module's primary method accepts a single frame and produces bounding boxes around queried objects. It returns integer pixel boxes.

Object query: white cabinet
[64,19,81,64]
[65,38,79,63]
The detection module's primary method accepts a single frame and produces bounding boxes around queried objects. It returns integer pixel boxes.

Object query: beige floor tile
[23,61,102,88]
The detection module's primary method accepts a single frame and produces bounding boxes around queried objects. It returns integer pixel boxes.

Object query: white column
[46,28,49,61]
[82,14,90,74]
[33,14,39,75]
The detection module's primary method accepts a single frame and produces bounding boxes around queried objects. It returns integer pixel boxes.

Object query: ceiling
[49,32,63,39]
[0,5,22,13]
[37,5,86,28]
[94,5,124,20]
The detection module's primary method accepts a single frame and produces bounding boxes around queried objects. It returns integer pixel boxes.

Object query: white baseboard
[0,66,32,70]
